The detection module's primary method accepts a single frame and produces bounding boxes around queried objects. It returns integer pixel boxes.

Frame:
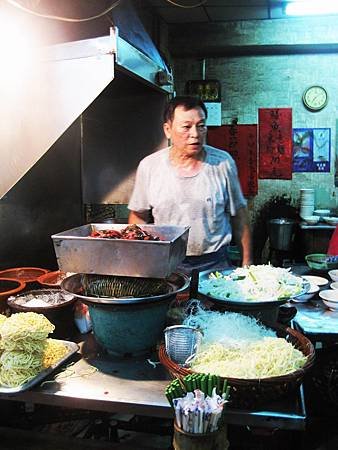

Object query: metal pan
[0,340,79,394]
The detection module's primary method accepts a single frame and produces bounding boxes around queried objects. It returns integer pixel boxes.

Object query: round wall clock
[302,85,328,111]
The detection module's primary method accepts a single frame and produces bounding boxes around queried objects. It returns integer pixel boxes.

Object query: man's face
[163,106,207,156]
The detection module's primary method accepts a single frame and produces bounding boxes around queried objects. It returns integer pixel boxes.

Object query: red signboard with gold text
[207,124,258,197]
[258,108,293,179]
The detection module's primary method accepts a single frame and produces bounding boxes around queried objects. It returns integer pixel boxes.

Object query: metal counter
[0,333,306,431]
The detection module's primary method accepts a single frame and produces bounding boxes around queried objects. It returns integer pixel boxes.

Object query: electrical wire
[164,0,207,8]
[4,0,122,22]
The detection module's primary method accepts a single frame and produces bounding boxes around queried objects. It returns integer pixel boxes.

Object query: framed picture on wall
[292,128,331,173]
[185,80,221,102]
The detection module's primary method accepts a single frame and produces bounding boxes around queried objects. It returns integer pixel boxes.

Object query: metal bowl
[61,272,189,305]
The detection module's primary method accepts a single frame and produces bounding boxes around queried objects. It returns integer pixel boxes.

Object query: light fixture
[285,0,338,16]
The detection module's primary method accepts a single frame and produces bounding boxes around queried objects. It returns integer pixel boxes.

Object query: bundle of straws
[165,374,230,434]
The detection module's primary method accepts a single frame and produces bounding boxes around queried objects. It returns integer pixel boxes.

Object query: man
[128,96,252,274]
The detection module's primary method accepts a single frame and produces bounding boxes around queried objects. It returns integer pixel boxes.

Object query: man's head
[163,96,208,123]
[163,96,208,156]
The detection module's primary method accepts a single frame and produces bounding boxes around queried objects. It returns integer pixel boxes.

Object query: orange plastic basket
[0,267,49,283]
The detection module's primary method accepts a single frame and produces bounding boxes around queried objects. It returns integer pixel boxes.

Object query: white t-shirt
[128,145,246,256]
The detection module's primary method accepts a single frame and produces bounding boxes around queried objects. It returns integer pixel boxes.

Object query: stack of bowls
[299,189,315,219]
[319,289,338,311]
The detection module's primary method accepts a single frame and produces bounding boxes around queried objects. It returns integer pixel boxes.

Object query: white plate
[302,275,329,287]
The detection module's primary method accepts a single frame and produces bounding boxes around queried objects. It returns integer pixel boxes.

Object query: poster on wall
[292,128,331,173]
[258,108,293,179]
[207,124,258,196]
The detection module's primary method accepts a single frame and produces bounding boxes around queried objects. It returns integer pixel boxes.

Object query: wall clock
[302,85,328,112]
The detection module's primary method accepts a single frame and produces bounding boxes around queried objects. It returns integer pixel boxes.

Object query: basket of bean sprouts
[159,307,315,409]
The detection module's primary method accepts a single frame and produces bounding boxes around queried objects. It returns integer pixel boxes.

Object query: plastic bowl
[292,283,319,303]
[0,267,49,283]
[37,270,68,288]
[305,254,338,272]
[330,282,338,290]
[319,289,338,303]
[302,216,320,225]
[314,209,331,218]
[322,299,338,311]
[328,270,338,282]
[0,278,26,314]
[323,216,338,226]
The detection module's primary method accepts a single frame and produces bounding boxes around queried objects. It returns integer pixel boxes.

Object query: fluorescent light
[286,0,338,16]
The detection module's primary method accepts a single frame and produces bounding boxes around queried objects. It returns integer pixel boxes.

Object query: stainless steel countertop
[0,333,306,430]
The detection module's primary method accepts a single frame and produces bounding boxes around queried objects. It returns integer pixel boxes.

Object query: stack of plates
[299,188,315,219]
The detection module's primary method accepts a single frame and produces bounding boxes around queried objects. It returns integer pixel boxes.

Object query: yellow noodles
[191,337,307,379]
[0,312,54,342]
[43,339,68,368]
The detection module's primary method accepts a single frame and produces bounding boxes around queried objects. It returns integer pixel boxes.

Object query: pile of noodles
[0,312,68,387]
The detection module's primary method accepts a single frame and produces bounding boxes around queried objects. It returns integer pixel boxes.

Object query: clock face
[303,86,328,111]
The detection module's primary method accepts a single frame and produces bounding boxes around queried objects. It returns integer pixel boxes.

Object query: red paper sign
[258,108,292,179]
[207,124,258,197]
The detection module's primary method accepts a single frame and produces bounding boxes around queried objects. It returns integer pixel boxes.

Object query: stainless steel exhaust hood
[0,24,173,200]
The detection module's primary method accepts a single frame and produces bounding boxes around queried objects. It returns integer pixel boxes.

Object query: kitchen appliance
[61,272,189,356]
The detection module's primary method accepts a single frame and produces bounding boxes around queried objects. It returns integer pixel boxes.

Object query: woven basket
[159,324,315,409]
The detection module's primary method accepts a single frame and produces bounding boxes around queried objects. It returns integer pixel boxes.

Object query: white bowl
[319,289,338,302]
[328,270,338,282]
[323,216,338,226]
[314,209,331,218]
[292,283,319,302]
[330,282,338,290]
[303,275,329,287]
[302,215,320,225]
[322,299,338,311]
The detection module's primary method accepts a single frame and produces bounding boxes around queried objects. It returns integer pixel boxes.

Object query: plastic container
[0,267,49,283]
[269,218,296,251]
[0,278,26,314]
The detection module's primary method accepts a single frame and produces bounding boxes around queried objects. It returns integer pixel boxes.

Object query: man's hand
[230,207,252,267]
[128,210,149,224]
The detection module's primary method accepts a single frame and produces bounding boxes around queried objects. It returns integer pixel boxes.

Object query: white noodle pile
[183,304,276,350]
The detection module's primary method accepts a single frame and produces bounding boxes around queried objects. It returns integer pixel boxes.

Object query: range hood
[0,24,173,200]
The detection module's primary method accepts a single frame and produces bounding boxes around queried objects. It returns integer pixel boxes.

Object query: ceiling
[145,0,290,24]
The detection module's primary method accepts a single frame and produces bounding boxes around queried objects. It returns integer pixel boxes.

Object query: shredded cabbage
[191,338,307,379]
[199,264,303,301]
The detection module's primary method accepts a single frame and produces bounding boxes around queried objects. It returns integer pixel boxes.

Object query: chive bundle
[165,373,230,407]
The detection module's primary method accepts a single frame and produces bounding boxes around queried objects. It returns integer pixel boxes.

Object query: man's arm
[128,210,149,224]
[230,206,252,266]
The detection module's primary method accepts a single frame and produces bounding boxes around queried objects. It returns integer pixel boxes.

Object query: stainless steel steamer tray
[52,224,190,278]
[0,340,79,394]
